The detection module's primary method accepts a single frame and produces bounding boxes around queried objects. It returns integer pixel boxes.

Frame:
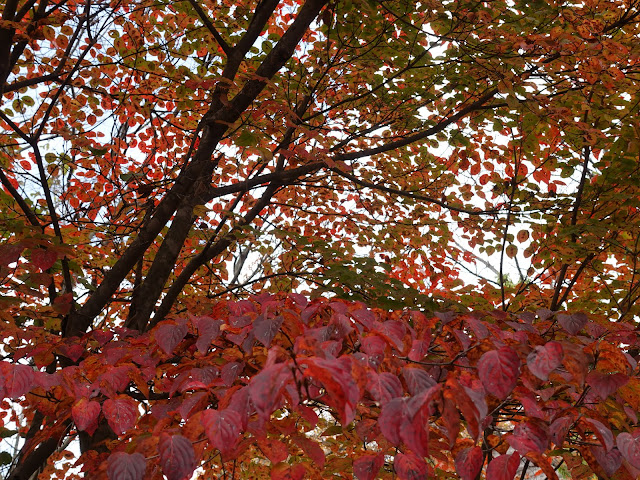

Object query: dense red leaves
[158,433,196,480]
[2,296,640,479]
[477,346,520,399]
[106,452,146,480]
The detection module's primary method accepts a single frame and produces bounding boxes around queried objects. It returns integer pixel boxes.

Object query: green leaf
[237,130,257,147]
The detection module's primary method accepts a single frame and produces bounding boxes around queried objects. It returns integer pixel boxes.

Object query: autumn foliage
[1,0,640,478]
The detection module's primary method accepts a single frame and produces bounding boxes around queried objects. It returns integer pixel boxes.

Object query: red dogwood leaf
[586,370,629,400]
[72,398,101,435]
[617,430,640,469]
[394,452,429,480]
[478,346,520,399]
[379,396,430,457]
[201,409,242,456]
[155,321,188,355]
[455,446,484,480]
[366,371,403,404]
[257,437,289,464]
[31,248,58,270]
[253,311,284,347]
[592,446,623,476]
[103,397,138,435]
[292,434,325,468]
[582,418,614,451]
[486,452,520,480]
[550,416,574,446]
[107,452,146,480]
[353,453,384,480]
[508,420,549,455]
[527,341,563,380]
[249,362,292,421]
[557,313,588,335]
[194,316,222,353]
[1,363,35,399]
[402,367,436,395]
[158,433,196,480]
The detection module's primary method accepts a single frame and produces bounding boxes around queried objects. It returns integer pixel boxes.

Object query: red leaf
[158,433,196,480]
[355,418,380,443]
[455,446,484,480]
[394,452,429,480]
[507,420,549,455]
[353,453,384,480]
[292,434,325,468]
[1,363,35,398]
[72,398,101,435]
[155,322,188,355]
[402,367,436,395]
[527,341,563,380]
[195,317,222,353]
[0,243,24,266]
[557,313,588,335]
[107,452,146,480]
[351,308,375,329]
[378,397,410,445]
[617,430,640,469]
[31,248,58,270]
[249,362,292,420]
[220,361,243,386]
[486,452,520,480]
[379,396,429,456]
[373,320,406,351]
[98,365,131,396]
[257,437,289,464]
[582,418,614,451]
[591,446,622,476]
[478,346,520,399]
[253,313,284,347]
[408,338,429,361]
[586,371,629,400]
[302,357,359,424]
[550,415,574,446]
[366,371,403,404]
[201,409,242,456]
[103,397,138,435]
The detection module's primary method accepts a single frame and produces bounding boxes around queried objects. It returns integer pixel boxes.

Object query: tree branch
[328,166,500,216]
[186,0,232,56]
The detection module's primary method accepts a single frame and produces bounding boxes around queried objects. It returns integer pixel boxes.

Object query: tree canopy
[1,0,640,478]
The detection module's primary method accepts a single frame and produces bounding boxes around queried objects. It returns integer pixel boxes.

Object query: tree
[1,0,640,478]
